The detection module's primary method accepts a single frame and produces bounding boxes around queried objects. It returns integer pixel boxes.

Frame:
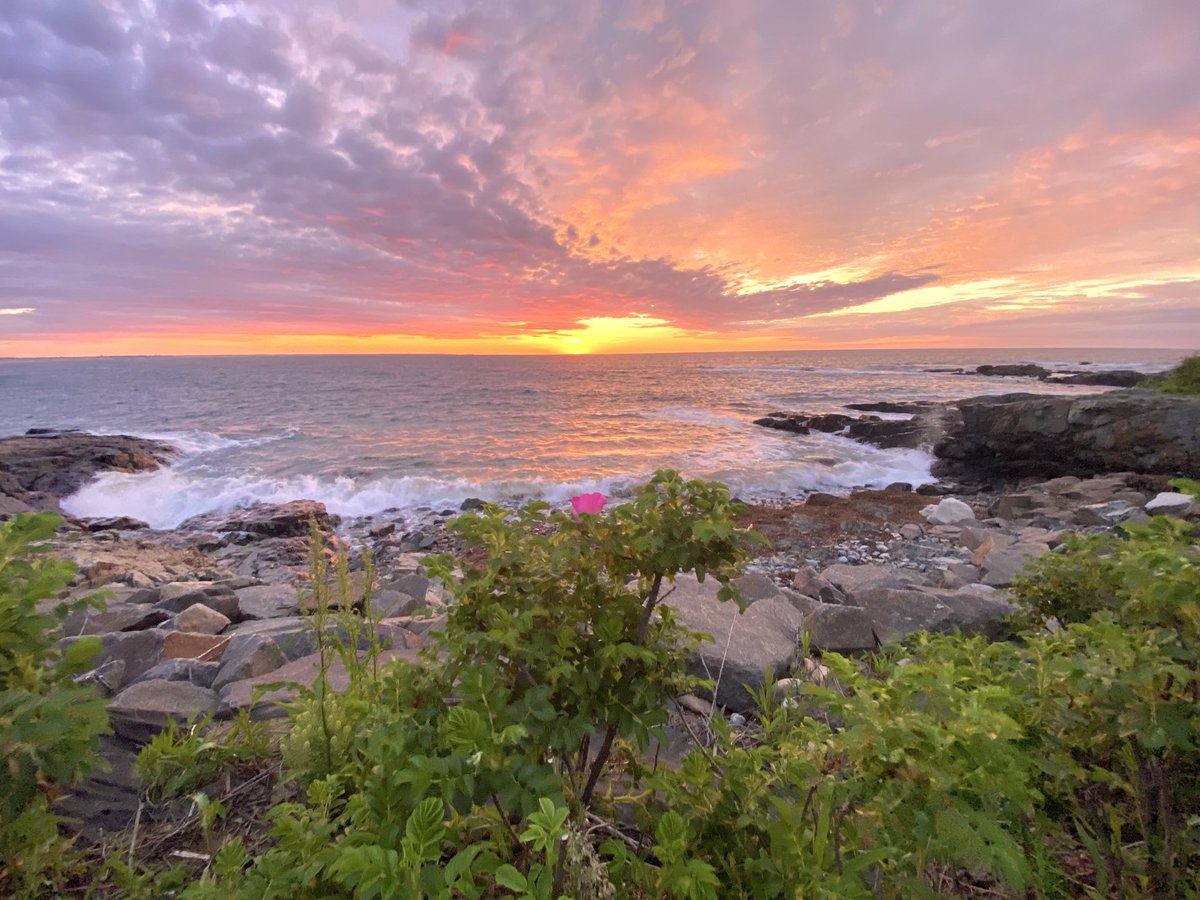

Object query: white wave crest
[61,467,635,530]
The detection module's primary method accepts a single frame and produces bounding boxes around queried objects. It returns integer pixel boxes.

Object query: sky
[1,0,1198,357]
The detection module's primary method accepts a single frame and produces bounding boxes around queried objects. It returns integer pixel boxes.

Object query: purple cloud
[0,0,1197,351]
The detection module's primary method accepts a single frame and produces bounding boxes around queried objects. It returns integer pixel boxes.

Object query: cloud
[0,0,1197,353]
[0,307,35,315]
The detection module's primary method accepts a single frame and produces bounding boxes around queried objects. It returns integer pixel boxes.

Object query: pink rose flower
[570,492,607,517]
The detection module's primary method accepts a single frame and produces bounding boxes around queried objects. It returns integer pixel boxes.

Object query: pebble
[727,713,747,727]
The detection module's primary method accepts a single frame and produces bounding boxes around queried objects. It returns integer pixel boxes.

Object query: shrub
[1145,353,1200,394]
[0,513,110,895]
[182,471,761,898]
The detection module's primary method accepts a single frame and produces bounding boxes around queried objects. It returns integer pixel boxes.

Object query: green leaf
[493,863,528,891]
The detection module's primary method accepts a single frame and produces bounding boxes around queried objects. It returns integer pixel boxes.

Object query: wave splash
[61,439,934,530]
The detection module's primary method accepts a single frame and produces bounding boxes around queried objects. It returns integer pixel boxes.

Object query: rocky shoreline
[3,380,1198,832]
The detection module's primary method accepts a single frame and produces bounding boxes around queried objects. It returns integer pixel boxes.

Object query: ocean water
[0,349,1184,529]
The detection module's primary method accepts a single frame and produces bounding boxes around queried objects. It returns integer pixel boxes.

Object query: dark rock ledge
[936,363,1157,388]
[0,430,176,516]
[757,389,1200,488]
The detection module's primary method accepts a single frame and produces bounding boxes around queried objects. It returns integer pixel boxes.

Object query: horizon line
[1,345,1194,363]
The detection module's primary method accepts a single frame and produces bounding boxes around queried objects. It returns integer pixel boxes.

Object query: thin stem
[491,793,522,848]
[579,574,664,811]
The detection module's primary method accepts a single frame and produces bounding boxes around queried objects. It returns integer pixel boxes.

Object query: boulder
[921,497,976,525]
[1050,370,1150,388]
[970,533,1014,567]
[383,572,430,606]
[211,633,288,690]
[130,658,221,689]
[226,617,322,659]
[790,566,847,604]
[801,604,878,652]
[368,590,425,619]
[218,647,423,719]
[81,516,150,532]
[160,631,231,662]
[74,659,127,696]
[165,603,230,635]
[65,629,167,690]
[976,542,1051,587]
[850,585,1014,642]
[181,500,338,538]
[734,572,787,604]
[820,563,926,598]
[156,582,241,620]
[61,603,169,636]
[1074,501,1143,527]
[107,681,219,742]
[234,583,300,620]
[665,574,804,711]
[991,493,1044,520]
[956,526,993,551]
[1145,492,1196,517]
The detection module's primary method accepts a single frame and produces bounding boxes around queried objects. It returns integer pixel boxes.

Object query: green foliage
[1010,532,1126,627]
[106,471,1200,899]
[0,512,110,896]
[1146,353,1200,394]
[1170,476,1200,500]
[179,472,759,898]
[136,710,272,801]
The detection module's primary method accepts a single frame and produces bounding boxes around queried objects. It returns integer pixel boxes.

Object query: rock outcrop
[754,407,953,450]
[759,389,1200,486]
[179,499,339,538]
[933,390,1200,482]
[0,431,175,514]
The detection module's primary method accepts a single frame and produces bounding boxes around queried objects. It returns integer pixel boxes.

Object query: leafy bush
[182,471,759,898]
[0,513,110,895]
[1145,353,1200,394]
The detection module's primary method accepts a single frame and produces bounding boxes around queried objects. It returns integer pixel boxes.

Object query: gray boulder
[211,633,288,690]
[921,497,976,525]
[665,574,804,711]
[801,604,878,652]
[791,566,847,604]
[1145,491,1196,517]
[820,563,926,597]
[63,629,167,690]
[234,583,299,619]
[850,585,1014,643]
[131,658,221,689]
[108,680,219,742]
[156,582,240,621]
[1074,501,1144,527]
[734,572,787,604]
[61,603,169,636]
[0,432,174,511]
[219,647,423,719]
[165,603,231,635]
[976,542,1051,587]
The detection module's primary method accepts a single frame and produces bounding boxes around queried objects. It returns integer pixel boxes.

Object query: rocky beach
[4,371,1199,837]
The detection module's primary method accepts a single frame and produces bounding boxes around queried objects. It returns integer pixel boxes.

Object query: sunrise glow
[1,2,1198,356]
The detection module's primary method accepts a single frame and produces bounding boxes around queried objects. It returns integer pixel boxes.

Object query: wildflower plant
[423,469,756,815]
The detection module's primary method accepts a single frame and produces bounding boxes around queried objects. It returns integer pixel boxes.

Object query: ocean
[0,349,1184,530]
